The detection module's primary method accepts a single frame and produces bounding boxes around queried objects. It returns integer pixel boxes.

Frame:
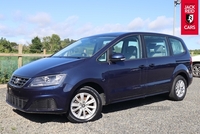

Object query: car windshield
[52,36,116,58]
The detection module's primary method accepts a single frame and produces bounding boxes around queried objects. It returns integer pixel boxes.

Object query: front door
[105,35,147,102]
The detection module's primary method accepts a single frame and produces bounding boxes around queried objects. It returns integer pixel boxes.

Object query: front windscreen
[52,36,116,58]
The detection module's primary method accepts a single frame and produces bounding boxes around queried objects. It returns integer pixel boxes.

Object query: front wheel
[67,86,102,123]
[169,75,187,101]
[192,63,200,77]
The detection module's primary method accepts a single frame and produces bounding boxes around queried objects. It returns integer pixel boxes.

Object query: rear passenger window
[169,38,185,55]
[144,36,169,58]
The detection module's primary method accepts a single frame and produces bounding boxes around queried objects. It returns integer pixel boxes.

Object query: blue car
[6,32,193,123]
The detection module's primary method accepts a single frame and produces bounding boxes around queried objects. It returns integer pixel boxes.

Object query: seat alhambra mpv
[6,32,193,123]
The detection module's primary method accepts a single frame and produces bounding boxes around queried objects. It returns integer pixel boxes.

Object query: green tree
[50,34,61,53]
[42,36,51,53]
[22,45,30,53]
[0,37,13,53]
[10,42,18,53]
[61,38,76,48]
[30,36,42,53]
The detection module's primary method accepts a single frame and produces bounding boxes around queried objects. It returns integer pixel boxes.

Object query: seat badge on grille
[14,78,20,84]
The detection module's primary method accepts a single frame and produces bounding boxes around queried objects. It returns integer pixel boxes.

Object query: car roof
[85,32,180,39]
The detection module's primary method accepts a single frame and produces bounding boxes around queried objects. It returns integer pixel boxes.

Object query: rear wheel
[67,86,102,123]
[169,75,187,101]
[192,63,200,77]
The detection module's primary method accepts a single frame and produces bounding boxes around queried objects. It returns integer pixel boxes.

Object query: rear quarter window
[169,38,186,55]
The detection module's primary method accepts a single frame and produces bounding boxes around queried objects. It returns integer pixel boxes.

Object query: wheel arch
[172,64,193,88]
[72,81,106,105]
[175,72,188,87]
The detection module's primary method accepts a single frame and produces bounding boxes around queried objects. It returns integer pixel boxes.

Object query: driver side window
[113,41,123,53]
[111,35,141,60]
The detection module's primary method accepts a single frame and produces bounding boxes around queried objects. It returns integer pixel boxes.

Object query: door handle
[139,65,145,69]
[149,63,155,67]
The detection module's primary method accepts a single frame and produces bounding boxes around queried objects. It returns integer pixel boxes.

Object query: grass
[0,126,3,132]
[0,56,41,84]
[11,127,16,131]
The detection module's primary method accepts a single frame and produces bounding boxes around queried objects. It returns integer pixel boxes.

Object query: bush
[0,56,41,84]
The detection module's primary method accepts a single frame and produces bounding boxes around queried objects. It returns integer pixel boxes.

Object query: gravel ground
[0,78,200,134]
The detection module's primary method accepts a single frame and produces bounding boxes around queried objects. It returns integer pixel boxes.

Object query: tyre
[192,63,200,77]
[169,75,187,101]
[67,86,102,123]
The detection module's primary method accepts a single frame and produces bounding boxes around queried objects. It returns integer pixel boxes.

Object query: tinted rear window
[169,38,186,55]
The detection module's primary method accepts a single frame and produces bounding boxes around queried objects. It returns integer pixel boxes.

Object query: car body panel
[145,56,176,94]
[106,58,147,102]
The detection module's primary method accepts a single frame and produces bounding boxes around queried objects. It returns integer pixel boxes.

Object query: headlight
[29,74,66,87]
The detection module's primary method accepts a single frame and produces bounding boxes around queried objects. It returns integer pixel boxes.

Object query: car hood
[13,57,84,78]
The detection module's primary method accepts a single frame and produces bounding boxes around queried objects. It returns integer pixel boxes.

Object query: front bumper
[6,83,71,114]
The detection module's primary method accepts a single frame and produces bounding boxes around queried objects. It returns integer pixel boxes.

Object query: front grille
[9,75,29,87]
[6,93,28,109]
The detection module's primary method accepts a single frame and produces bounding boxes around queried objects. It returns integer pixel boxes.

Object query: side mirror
[110,53,125,62]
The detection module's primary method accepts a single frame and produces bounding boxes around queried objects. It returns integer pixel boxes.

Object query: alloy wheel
[175,80,185,98]
[70,92,97,120]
